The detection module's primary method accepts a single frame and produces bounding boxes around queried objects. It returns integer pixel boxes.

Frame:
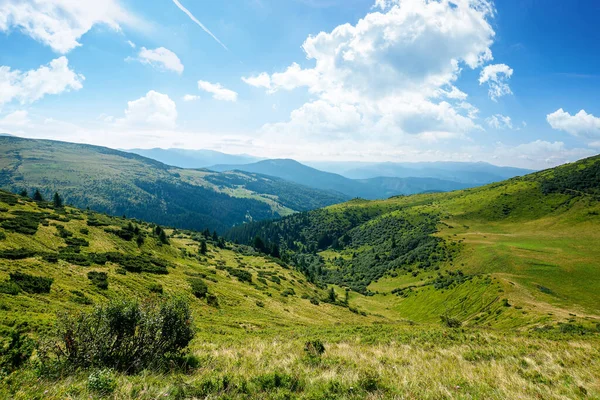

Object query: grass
[2,324,599,399]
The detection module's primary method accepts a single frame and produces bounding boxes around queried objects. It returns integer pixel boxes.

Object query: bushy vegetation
[39,298,195,373]
[9,272,53,294]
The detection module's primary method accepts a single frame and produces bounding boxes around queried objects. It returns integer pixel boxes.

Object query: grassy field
[1,154,600,398]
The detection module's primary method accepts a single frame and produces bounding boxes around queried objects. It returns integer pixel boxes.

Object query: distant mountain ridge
[210,159,473,199]
[126,148,262,169]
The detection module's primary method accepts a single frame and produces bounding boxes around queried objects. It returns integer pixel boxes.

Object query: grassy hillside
[227,154,600,327]
[0,137,347,232]
[210,159,472,199]
[0,189,599,399]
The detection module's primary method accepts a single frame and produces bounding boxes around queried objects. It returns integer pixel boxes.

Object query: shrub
[88,271,108,290]
[0,213,41,235]
[226,267,252,283]
[9,272,53,293]
[206,293,219,308]
[148,283,163,294]
[65,237,89,247]
[0,248,36,260]
[87,369,117,395]
[79,228,89,235]
[0,281,21,295]
[0,231,5,240]
[256,300,265,307]
[310,297,320,305]
[440,314,462,328]
[41,298,195,373]
[304,340,325,358]
[189,278,208,298]
[0,330,35,374]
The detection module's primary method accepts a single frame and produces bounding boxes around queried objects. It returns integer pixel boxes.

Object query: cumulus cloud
[133,47,184,74]
[486,114,512,129]
[183,94,200,101]
[546,108,600,139]
[197,80,238,102]
[244,0,497,145]
[492,140,595,168]
[117,90,177,128]
[0,110,30,130]
[0,57,84,108]
[479,63,513,101]
[0,0,140,53]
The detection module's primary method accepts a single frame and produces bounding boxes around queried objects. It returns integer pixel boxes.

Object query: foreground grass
[2,324,599,399]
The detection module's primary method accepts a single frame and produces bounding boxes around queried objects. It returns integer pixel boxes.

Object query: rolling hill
[210,159,472,199]
[0,137,347,233]
[0,159,599,398]
[227,154,600,324]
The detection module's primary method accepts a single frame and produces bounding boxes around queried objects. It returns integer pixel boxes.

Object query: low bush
[0,329,35,374]
[40,297,195,373]
[0,248,36,260]
[189,278,208,298]
[148,283,163,294]
[304,340,325,358]
[206,293,219,308]
[0,281,21,295]
[9,272,53,294]
[440,314,462,328]
[88,271,108,290]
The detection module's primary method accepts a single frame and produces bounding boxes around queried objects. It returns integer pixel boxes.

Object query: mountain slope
[210,159,471,199]
[1,189,598,400]
[126,148,262,168]
[227,154,600,324]
[0,137,347,232]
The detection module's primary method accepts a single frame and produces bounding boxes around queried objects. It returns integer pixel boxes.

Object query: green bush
[0,281,21,295]
[206,293,219,308]
[440,314,462,328]
[304,340,325,358]
[189,278,208,299]
[0,248,36,260]
[88,271,108,290]
[148,283,163,294]
[41,298,195,373]
[87,369,117,395]
[0,330,35,374]
[0,213,41,235]
[0,231,5,240]
[9,272,53,293]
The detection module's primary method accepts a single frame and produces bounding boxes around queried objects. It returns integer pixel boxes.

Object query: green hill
[0,137,347,232]
[227,154,600,325]
[1,157,599,399]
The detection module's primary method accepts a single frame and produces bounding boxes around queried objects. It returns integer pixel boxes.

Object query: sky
[0,0,599,169]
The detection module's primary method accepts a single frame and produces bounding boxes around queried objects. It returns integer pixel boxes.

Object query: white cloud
[117,90,177,128]
[127,40,136,48]
[0,110,30,132]
[133,47,184,74]
[197,80,238,102]
[492,140,595,169]
[479,63,513,101]
[486,114,513,129]
[245,0,497,146]
[0,0,140,53]
[546,108,600,139]
[183,94,200,101]
[0,57,84,108]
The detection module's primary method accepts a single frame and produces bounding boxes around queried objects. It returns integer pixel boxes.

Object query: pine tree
[253,236,265,253]
[212,231,219,242]
[199,240,207,255]
[159,229,169,244]
[33,189,44,201]
[53,192,63,208]
[328,287,337,303]
[19,189,27,197]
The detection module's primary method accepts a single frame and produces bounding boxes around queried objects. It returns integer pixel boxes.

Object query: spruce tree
[33,189,44,201]
[159,229,169,244]
[19,189,27,197]
[199,240,207,255]
[53,192,63,208]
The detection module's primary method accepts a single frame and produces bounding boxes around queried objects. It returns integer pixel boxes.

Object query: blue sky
[0,0,599,168]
